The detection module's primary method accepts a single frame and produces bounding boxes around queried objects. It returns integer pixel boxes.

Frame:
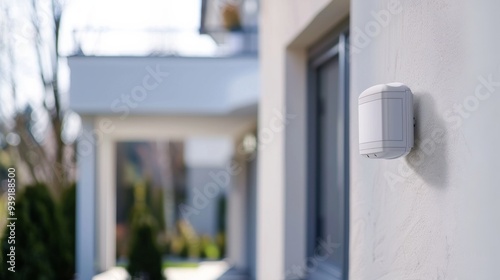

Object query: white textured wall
[258,0,348,279]
[350,0,500,279]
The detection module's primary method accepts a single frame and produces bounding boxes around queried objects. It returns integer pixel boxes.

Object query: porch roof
[68,55,259,117]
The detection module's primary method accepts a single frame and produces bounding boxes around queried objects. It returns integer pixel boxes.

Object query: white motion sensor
[358,83,414,159]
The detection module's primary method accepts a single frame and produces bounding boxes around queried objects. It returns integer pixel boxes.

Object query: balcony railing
[69,27,258,57]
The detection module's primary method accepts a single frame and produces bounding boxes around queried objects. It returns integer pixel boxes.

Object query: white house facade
[70,56,259,280]
[257,0,500,279]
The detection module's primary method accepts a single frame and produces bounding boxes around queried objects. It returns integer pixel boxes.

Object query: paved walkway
[93,261,249,280]
[166,261,229,280]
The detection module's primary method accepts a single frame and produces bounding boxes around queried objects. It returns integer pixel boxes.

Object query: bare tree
[0,0,75,194]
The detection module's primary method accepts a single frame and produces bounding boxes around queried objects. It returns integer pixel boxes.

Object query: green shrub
[216,195,227,258]
[199,235,209,259]
[127,209,165,280]
[217,196,226,234]
[169,235,187,257]
[60,183,77,276]
[204,243,220,260]
[200,235,220,260]
[177,220,200,259]
[216,232,226,259]
[0,183,73,280]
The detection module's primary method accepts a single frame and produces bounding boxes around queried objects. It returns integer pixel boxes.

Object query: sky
[60,0,217,56]
[0,0,219,144]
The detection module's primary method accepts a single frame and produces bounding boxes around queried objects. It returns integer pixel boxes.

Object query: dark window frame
[306,25,350,280]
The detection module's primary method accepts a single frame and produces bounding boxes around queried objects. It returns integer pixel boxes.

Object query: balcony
[68,55,259,117]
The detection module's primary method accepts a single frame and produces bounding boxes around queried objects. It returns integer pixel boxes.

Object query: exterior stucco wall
[350,0,500,279]
[261,0,500,279]
[258,0,348,279]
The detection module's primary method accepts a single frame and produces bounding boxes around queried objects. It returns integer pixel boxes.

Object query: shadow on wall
[405,92,449,187]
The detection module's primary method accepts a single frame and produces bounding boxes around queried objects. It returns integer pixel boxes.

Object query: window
[307,29,349,280]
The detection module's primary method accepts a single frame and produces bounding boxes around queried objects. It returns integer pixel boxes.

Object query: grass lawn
[162,261,199,269]
[117,260,199,270]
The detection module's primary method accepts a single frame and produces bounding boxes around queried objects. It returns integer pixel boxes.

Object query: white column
[257,1,288,277]
[97,133,116,271]
[226,155,248,269]
[76,117,96,279]
[283,50,308,278]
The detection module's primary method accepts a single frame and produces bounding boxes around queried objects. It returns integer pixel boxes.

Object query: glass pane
[317,56,345,266]
[115,139,231,266]
[115,141,186,263]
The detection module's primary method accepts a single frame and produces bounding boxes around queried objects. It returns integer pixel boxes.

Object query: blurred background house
[69,0,260,279]
[0,0,260,279]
